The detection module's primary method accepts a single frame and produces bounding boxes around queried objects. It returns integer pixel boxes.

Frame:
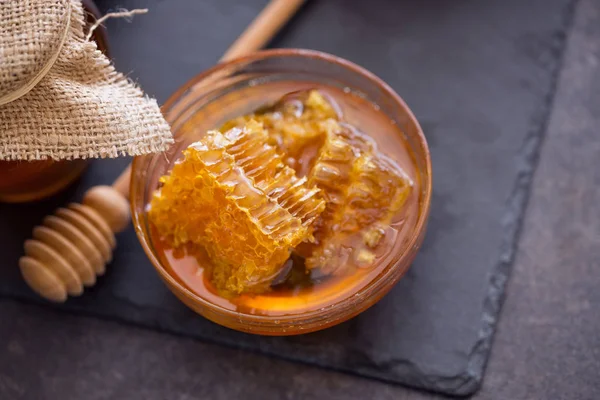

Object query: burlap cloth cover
[0,0,173,161]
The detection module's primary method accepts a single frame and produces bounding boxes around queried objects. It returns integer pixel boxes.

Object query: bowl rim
[130,48,432,328]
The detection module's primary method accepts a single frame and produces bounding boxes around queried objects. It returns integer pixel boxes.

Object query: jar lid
[0,0,71,104]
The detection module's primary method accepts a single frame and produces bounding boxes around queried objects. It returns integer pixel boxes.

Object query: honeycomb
[149,120,325,294]
[151,90,413,295]
[302,122,413,275]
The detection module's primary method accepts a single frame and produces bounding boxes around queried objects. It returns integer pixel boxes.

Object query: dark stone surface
[0,0,581,397]
[478,0,600,397]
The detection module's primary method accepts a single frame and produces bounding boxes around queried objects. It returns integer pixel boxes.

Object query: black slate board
[0,0,575,396]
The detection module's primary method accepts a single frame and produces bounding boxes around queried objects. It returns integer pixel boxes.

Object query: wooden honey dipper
[19,0,306,302]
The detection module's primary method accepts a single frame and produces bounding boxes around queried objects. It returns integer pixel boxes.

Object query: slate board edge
[0,1,579,397]
[0,293,468,397]
[456,0,579,396]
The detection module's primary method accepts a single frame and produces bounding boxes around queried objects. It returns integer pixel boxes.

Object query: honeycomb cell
[149,120,325,294]
[221,90,342,177]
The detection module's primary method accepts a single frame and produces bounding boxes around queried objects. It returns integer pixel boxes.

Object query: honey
[148,84,420,316]
[0,160,88,203]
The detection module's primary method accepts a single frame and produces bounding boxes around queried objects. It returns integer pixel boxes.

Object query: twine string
[85,8,148,41]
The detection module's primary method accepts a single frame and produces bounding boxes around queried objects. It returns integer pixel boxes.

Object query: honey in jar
[0,0,108,203]
[0,160,88,203]
[148,86,420,317]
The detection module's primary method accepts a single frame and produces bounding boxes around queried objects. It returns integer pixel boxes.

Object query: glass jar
[0,0,109,203]
[131,49,432,335]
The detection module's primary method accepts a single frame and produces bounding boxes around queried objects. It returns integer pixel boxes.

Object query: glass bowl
[131,49,431,335]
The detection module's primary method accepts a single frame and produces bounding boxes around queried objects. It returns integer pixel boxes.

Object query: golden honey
[148,85,420,316]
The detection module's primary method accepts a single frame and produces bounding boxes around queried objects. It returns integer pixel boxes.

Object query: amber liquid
[0,159,88,203]
[152,82,421,317]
